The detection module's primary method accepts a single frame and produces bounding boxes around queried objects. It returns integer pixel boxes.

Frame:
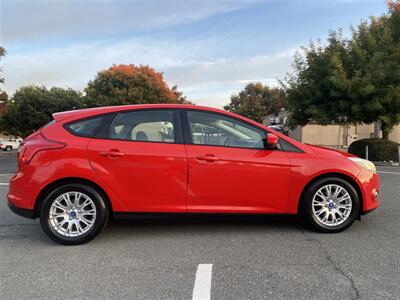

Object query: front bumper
[8,201,35,219]
[358,169,380,214]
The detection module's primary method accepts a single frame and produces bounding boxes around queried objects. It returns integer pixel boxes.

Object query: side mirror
[264,133,279,149]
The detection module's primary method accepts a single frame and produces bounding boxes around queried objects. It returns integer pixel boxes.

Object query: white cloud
[1,0,261,43]
[2,36,295,107]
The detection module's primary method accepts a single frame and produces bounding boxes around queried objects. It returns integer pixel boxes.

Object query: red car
[8,104,379,245]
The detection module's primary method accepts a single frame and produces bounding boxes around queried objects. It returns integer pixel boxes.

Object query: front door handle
[99,149,125,158]
[196,154,220,162]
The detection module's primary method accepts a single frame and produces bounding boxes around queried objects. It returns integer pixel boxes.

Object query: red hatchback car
[8,104,379,244]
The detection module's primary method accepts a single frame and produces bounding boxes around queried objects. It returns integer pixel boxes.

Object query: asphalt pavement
[0,150,17,174]
[0,151,399,299]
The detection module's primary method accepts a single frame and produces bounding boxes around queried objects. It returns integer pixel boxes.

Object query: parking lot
[0,151,399,299]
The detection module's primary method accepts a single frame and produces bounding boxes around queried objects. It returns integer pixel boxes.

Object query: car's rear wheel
[40,184,108,245]
[5,146,12,151]
[300,177,360,233]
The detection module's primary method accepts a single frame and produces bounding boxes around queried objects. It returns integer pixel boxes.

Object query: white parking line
[0,173,13,176]
[0,183,9,186]
[192,264,213,300]
[377,171,400,175]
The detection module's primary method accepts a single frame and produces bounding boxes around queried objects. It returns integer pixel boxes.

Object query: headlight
[348,157,376,173]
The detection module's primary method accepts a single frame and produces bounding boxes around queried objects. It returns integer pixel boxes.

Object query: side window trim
[173,109,184,144]
[94,113,117,138]
[180,109,193,145]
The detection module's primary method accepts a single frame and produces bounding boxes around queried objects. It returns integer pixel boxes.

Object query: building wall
[290,123,393,150]
[288,126,302,141]
[301,124,346,149]
[354,124,375,139]
[389,125,400,143]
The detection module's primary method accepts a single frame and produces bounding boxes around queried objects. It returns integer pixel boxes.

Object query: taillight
[20,132,66,164]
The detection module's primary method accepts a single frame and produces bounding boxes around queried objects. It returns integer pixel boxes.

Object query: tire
[300,177,360,233]
[40,184,109,245]
[5,146,12,152]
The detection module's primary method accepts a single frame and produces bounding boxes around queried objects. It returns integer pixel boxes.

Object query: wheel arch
[33,177,113,218]
[297,172,363,215]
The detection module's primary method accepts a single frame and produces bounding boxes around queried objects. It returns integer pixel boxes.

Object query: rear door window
[109,110,175,143]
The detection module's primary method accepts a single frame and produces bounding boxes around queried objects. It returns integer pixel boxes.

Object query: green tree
[0,46,5,85]
[284,32,351,127]
[0,86,83,137]
[84,64,189,107]
[224,82,287,123]
[285,6,400,139]
[0,91,8,103]
[347,14,400,139]
[0,47,7,106]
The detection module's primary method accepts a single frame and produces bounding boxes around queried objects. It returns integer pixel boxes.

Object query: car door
[87,109,187,212]
[183,110,290,213]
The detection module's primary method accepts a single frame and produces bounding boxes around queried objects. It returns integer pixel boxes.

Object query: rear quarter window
[65,115,110,137]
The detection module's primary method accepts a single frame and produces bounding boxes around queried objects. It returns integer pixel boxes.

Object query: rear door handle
[99,150,125,158]
[196,154,220,162]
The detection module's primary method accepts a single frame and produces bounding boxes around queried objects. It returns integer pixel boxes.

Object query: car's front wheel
[40,184,109,245]
[300,177,360,233]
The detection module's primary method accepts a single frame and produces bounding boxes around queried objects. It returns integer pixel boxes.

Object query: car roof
[53,104,229,122]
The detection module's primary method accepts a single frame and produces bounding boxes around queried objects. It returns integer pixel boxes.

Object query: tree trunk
[381,122,392,140]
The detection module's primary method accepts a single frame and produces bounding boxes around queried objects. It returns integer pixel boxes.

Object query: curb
[373,161,400,166]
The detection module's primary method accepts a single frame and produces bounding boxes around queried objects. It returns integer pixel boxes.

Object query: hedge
[348,138,399,162]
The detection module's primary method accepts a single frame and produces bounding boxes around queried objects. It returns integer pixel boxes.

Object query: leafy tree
[224,82,287,123]
[0,91,8,103]
[171,85,192,104]
[0,48,9,131]
[0,86,83,137]
[388,0,400,12]
[285,6,400,139]
[0,47,7,106]
[347,13,400,139]
[284,32,351,127]
[84,64,189,107]
[0,47,5,86]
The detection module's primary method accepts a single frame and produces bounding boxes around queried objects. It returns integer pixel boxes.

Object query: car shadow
[7,215,305,246]
[101,214,304,240]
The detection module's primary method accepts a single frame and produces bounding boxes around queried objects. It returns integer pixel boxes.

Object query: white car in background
[0,138,23,151]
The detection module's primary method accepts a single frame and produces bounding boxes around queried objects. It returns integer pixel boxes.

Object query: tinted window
[109,110,175,143]
[187,111,265,149]
[279,138,304,153]
[66,115,107,137]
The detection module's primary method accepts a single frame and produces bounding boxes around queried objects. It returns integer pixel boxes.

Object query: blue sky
[0,0,388,107]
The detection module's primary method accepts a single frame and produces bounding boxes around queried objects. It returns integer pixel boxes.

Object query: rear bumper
[7,170,39,211]
[7,170,38,219]
[8,201,35,219]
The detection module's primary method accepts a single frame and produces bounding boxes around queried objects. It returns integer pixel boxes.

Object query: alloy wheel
[311,184,352,227]
[48,191,97,237]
